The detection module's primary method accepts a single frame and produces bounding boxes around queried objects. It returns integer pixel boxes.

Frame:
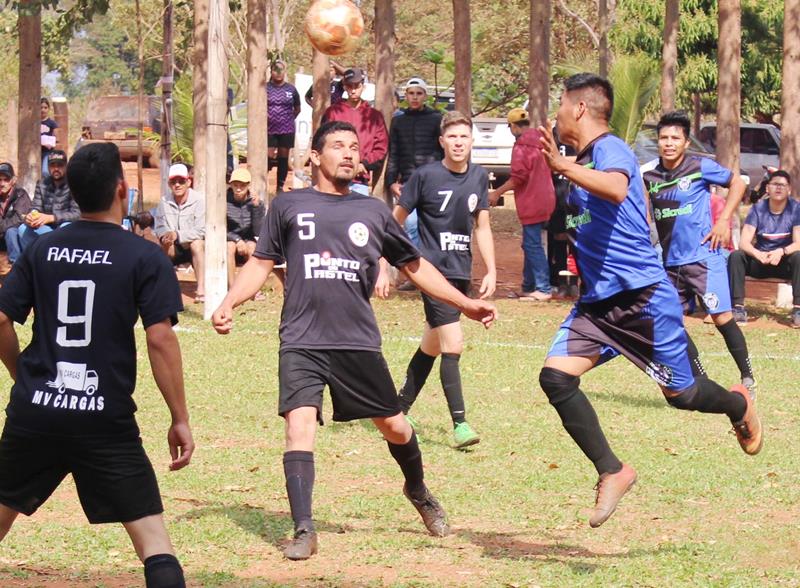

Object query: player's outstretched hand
[479,272,497,299]
[168,421,194,471]
[537,121,569,174]
[211,304,234,334]
[462,299,498,329]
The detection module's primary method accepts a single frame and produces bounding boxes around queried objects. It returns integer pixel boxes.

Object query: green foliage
[609,55,660,143]
[143,74,195,165]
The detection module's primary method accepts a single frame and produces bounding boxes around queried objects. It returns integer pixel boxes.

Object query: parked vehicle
[698,123,781,187]
[75,96,161,167]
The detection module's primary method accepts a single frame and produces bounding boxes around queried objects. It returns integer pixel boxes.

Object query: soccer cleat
[453,421,480,448]
[283,528,318,560]
[791,307,800,329]
[741,376,758,403]
[403,484,451,537]
[733,305,748,326]
[589,463,637,528]
[730,384,763,455]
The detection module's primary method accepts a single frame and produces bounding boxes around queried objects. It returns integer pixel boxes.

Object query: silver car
[698,123,781,187]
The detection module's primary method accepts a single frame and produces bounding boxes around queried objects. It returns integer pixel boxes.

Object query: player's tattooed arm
[212,256,276,334]
[473,210,496,299]
[401,258,498,328]
[0,312,20,381]
[145,319,194,471]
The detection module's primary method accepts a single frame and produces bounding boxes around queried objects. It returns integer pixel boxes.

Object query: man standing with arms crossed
[537,74,761,528]
[642,111,756,398]
[385,111,496,449]
[0,143,194,588]
[212,121,496,561]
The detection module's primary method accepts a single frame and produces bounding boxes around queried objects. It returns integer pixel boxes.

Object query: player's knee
[539,367,580,406]
[663,382,699,410]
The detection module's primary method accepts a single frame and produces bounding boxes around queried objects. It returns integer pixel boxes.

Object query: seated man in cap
[226,168,265,288]
[19,149,80,252]
[155,163,206,302]
[0,162,32,269]
[322,67,388,195]
[728,169,800,328]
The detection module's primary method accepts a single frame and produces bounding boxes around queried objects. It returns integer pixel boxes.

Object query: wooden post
[716,0,741,174]
[7,100,18,169]
[660,0,679,113]
[598,0,609,78]
[160,0,174,209]
[52,98,68,153]
[781,0,800,192]
[17,0,42,197]
[247,0,268,205]
[452,0,471,115]
[528,0,551,126]
[204,0,230,318]
[193,0,209,196]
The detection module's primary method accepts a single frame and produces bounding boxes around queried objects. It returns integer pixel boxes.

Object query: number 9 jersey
[0,221,183,438]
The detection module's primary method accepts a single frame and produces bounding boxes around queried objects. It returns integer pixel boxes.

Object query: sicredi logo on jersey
[304,251,361,282]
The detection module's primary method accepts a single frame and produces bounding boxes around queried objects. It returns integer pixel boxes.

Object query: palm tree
[781,0,800,190]
[528,0,551,125]
[452,0,471,115]
[716,0,741,174]
[660,0,679,113]
[608,55,659,144]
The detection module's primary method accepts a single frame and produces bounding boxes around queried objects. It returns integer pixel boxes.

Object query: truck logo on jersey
[348,222,369,247]
[439,232,470,251]
[304,251,360,282]
[468,193,478,212]
[32,361,105,412]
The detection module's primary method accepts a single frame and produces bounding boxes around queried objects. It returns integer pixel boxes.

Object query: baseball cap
[230,168,251,184]
[343,68,365,85]
[405,77,428,93]
[48,150,67,165]
[0,162,14,178]
[168,163,189,179]
[507,108,529,125]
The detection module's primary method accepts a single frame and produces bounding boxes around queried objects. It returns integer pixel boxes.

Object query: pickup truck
[698,123,781,187]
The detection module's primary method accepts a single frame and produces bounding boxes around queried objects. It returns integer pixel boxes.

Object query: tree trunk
[17,0,42,198]
[160,0,174,208]
[136,0,145,210]
[781,0,800,191]
[598,0,609,78]
[204,0,230,318]
[193,0,209,196]
[310,49,330,184]
[7,100,18,169]
[716,0,741,174]
[452,0,471,115]
[660,0,679,113]
[374,0,395,203]
[247,0,268,204]
[528,0,551,125]
[692,92,702,137]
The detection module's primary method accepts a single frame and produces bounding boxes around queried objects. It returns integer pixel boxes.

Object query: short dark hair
[769,169,791,184]
[40,97,50,107]
[657,110,691,138]
[67,143,124,213]
[563,73,614,122]
[311,120,358,152]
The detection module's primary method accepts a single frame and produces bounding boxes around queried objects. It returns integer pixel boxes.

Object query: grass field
[0,293,798,587]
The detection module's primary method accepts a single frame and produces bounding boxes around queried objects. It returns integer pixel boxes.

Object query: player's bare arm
[703,175,746,250]
[401,257,497,328]
[538,123,629,204]
[374,258,391,299]
[0,311,19,381]
[145,319,194,471]
[473,210,496,298]
[212,256,276,333]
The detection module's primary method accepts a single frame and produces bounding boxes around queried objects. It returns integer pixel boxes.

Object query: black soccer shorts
[278,348,402,423]
[420,278,471,328]
[0,426,164,524]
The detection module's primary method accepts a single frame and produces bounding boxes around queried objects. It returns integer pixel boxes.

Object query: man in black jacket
[386,78,444,247]
[0,163,32,266]
[226,168,265,287]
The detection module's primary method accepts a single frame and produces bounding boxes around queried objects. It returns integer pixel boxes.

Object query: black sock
[268,157,278,170]
[716,318,754,379]
[539,367,622,476]
[277,156,289,189]
[685,334,707,377]
[398,348,436,413]
[144,554,185,588]
[283,451,314,532]
[440,353,466,425]
[686,376,747,421]
[387,432,425,499]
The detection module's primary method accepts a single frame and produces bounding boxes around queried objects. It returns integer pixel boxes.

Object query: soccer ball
[304,0,364,56]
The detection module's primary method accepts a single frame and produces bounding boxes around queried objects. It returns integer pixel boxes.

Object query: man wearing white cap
[155,163,206,302]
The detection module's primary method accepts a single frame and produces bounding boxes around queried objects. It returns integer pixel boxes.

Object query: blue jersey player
[536,74,762,529]
[642,111,756,400]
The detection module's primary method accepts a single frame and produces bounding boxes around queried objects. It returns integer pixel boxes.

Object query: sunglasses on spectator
[169,177,188,185]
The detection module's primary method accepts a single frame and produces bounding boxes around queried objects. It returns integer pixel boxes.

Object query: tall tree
[598,0,610,77]
[160,0,174,204]
[528,0,550,125]
[17,0,42,197]
[716,0,741,173]
[781,0,800,189]
[452,0,471,115]
[660,0,678,113]
[374,0,395,203]
[193,0,209,196]
[247,0,268,204]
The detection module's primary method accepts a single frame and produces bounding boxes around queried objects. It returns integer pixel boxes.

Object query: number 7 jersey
[0,221,183,437]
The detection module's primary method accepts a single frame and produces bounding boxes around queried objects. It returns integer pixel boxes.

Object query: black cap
[343,68,365,85]
[0,162,14,178]
[48,150,67,165]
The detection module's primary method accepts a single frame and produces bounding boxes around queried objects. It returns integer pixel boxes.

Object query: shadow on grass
[590,388,667,410]
[177,504,352,549]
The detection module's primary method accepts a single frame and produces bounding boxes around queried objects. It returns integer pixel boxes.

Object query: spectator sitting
[0,162,32,268]
[728,169,800,327]
[19,150,79,252]
[225,168,265,288]
[155,163,206,303]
